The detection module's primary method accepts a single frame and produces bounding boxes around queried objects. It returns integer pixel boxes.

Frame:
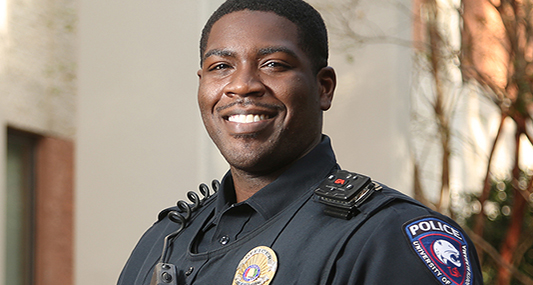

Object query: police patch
[404,217,473,285]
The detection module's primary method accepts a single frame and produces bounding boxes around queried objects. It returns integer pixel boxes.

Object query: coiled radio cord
[151,180,219,285]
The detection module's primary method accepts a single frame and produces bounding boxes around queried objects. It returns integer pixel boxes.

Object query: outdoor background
[0,0,532,284]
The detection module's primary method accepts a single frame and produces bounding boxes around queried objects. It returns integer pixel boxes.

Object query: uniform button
[219,235,230,245]
[161,272,173,283]
[185,266,194,276]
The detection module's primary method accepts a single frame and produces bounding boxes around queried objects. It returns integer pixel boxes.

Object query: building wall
[0,0,77,284]
[0,0,77,139]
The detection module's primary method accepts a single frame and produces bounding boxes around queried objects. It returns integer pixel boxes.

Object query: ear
[316,66,336,111]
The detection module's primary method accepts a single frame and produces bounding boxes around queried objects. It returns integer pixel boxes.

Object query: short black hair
[200,0,328,73]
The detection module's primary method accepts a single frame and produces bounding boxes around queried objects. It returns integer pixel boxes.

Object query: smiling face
[198,10,335,175]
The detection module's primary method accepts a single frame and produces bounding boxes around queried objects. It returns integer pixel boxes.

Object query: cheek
[197,90,222,141]
[283,90,322,129]
[198,81,219,115]
[197,97,209,123]
[282,83,318,113]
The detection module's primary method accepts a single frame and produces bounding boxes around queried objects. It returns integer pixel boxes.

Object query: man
[118,0,483,284]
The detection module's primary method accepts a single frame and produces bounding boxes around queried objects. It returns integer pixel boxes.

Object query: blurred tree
[461,0,533,283]
[315,0,533,283]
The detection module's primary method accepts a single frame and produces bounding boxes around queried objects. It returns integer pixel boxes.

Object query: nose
[223,65,265,98]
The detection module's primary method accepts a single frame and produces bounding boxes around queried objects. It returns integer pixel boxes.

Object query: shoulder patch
[403,216,473,285]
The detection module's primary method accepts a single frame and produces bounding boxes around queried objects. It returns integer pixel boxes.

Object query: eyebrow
[203,49,236,62]
[202,46,299,63]
[258,46,299,59]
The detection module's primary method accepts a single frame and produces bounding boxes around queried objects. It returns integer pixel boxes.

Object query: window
[5,128,74,285]
[6,129,37,285]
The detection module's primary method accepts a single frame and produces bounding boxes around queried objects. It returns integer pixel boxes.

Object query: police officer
[118,0,483,284]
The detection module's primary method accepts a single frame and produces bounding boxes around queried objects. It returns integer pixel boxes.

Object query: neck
[230,134,323,203]
[231,167,286,203]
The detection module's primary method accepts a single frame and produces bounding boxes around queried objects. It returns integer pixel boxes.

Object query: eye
[208,63,232,71]
[262,60,291,71]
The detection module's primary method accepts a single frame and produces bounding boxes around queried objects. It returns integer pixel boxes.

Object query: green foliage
[460,174,533,284]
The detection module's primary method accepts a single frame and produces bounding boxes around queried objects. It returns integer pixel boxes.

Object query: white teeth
[246,114,254,123]
[228,114,267,123]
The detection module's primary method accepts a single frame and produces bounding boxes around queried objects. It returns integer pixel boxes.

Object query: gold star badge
[233,246,278,285]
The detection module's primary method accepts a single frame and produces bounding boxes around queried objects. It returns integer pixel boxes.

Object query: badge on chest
[233,246,278,285]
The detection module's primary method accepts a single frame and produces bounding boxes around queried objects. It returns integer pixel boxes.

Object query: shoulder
[356,182,453,226]
[354,183,472,262]
[338,183,482,285]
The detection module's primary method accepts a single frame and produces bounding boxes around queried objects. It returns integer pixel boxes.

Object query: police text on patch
[407,219,463,241]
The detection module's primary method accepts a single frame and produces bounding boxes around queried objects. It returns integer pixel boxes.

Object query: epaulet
[314,169,382,220]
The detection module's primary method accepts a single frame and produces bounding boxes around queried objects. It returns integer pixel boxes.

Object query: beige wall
[316,0,413,191]
[73,0,412,284]
[76,0,226,283]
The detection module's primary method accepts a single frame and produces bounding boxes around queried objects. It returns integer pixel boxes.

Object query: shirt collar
[215,135,338,220]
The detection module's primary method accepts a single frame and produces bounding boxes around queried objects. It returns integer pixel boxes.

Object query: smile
[227,114,270,123]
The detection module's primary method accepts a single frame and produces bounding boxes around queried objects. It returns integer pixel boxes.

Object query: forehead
[204,10,300,57]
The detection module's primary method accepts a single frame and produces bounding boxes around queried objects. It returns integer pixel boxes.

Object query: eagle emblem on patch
[404,217,473,285]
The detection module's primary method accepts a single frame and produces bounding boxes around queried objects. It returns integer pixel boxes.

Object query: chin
[222,149,273,172]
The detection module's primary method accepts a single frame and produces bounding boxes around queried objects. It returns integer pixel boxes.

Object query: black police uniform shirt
[118,136,483,285]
